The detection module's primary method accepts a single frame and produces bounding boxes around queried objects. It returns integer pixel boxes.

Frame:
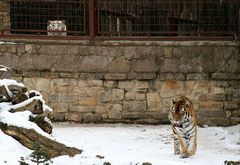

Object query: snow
[0,123,239,165]
[0,79,53,138]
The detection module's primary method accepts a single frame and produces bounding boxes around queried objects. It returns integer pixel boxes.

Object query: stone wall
[0,0,10,32]
[0,40,240,126]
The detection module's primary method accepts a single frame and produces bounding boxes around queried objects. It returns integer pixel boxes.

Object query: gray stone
[108,104,123,119]
[32,55,59,71]
[110,56,131,73]
[99,91,111,102]
[83,113,102,123]
[128,73,157,80]
[65,113,83,122]
[80,73,104,80]
[52,113,65,121]
[198,117,230,127]
[211,73,240,80]
[79,56,109,72]
[133,59,159,73]
[123,101,147,112]
[160,59,180,73]
[105,73,127,80]
[187,73,209,80]
[122,112,149,119]
[59,72,79,78]
[52,55,80,72]
[147,92,162,112]
[159,73,185,81]
[69,106,96,113]
[104,81,118,88]
[118,81,135,90]
[111,89,124,101]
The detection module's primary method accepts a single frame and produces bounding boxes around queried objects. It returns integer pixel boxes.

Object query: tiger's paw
[180,154,188,159]
[174,151,180,155]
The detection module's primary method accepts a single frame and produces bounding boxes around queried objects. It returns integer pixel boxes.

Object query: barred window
[0,0,239,39]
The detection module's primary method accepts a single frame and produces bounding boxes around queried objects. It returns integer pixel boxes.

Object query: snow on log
[0,122,82,158]
[0,65,82,158]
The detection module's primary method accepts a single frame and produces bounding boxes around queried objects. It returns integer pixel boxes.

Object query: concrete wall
[0,40,240,126]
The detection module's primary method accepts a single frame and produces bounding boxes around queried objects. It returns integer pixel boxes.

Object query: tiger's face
[169,97,190,127]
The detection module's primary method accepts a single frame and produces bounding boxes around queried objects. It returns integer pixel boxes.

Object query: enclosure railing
[0,0,239,40]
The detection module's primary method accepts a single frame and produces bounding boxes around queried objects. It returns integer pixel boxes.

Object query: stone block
[163,47,173,58]
[211,73,240,80]
[199,94,225,101]
[135,118,160,124]
[105,73,127,80]
[110,56,131,73]
[136,93,145,100]
[160,59,180,73]
[52,113,65,121]
[123,101,147,112]
[159,73,185,81]
[32,55,59,71]
[49,93,79,103]
[173,47,189,58]
[231,117,240,125]
[210,86,225,94]
[134,81,150,89]
[118,81,135,90]
[65,113,83,122]
[22,71,41,78]
[224,102,239,110]
[125,92,136,100]
[122,112,149,119]
[102,46,124,57]
[198,109,225,117]
[78,80,103,87]
[83,113,102,123]
[198,117,230,127]
[69,105,96,113]
[133,59,159,73]
[128,73,157,80]
[41,71,58,79]
[79,56,109,72]
[23,78,51,92]
[199,101,223,111]
[99,91,111,102]
[104,81,118,88]
[160,80,184,97]
[59,72,79,78]
[147,92,162,112]
[85,87,104,97]
[49,103,69,113]
[108,104,123,119]
[52,55,80,72]
[187,73,209,80]
[51,78,78,86]
[79,98,98,106]
[80,73,104,80]
[111,89,124,101]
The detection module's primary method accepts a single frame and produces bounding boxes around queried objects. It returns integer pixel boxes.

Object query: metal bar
[89,0,95,39]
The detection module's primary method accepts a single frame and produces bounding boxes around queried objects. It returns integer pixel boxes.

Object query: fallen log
[0,122,82,158]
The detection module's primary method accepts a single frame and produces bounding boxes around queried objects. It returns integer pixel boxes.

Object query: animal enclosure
[0,0,239,39]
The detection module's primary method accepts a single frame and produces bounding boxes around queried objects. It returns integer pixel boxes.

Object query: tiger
[47,20,67,36]
[168,96,197,158]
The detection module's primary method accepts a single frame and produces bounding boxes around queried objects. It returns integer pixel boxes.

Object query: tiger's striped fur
[168,96,197,158]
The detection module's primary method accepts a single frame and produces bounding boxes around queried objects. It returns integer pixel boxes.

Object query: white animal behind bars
[47,20,67,36]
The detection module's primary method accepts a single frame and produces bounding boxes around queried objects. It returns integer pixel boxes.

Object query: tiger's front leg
[173,127,180,155]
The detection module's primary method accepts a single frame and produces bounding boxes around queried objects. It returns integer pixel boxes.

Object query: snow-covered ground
[0,123,239,165]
